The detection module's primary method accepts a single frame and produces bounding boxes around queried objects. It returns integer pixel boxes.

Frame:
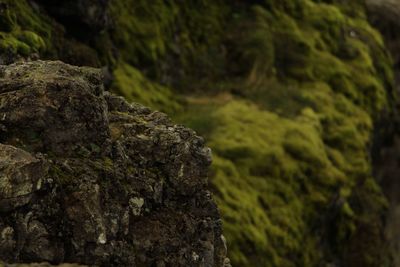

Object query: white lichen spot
[137,134,149,140]
[221,235,228,254]
[192,251,200,262]
[183,142,190,153]
[98,232,107,244]
[178,164,184,178]
[36,178,42,190]
[1,226,14,239]
[129,197,144,216]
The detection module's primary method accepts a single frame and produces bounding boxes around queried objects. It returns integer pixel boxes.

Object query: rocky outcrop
[0,60,228,267]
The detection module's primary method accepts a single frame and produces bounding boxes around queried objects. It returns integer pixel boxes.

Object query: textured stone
[0,60,227,267]
[0,61,110,156]
[0,145,46,212]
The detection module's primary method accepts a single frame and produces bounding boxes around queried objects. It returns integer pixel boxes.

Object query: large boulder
[0,60,228,267]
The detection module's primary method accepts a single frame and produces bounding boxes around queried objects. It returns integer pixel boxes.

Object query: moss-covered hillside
[0,0,397,266]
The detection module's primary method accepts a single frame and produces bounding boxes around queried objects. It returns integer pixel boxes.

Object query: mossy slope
[108,0,395,266]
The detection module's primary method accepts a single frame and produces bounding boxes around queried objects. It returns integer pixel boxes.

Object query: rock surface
[0,60,228,266]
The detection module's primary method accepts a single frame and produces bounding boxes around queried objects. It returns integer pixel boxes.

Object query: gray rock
[0,145,46,212]
[0,61,110,156]
[0,60,228,267]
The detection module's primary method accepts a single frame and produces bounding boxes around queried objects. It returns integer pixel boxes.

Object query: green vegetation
[112,62,182,114]
[0,0,56,59]
[110,0,226,76]
[109,0,394,265]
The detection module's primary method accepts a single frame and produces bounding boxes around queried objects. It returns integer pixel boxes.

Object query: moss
[0,30,46,57]
[156,1,393,265]
[17,31,46,51]
[212,154,306,267]
[175,102,218,139]
[109,0,228,88]
[112,62,182,114]
[227,6,276,84]
[187,79,387,266]
[48,165,74,187]
[109,0,175,64]
[48,157,117,191]
[200,100,338,266]
[0,0,58,59]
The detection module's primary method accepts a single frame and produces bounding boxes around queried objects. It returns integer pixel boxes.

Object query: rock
[0,61,110,156]
[0,145,47,212]
[0,60,227,266]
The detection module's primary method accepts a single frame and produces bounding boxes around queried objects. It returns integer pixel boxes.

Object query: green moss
[48,165,74,187]
[110,0,228,88]
[212,154,306,267]
[189,80,386,266]
[17,31,46,51]
[227,6,276,84]
[205,100,339,266]
[109,0,174,64]
[112,62,182,114]
[157,1,393,265]
[0,30,46,57]
[175,101,218,139]
[0,0,57,59]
